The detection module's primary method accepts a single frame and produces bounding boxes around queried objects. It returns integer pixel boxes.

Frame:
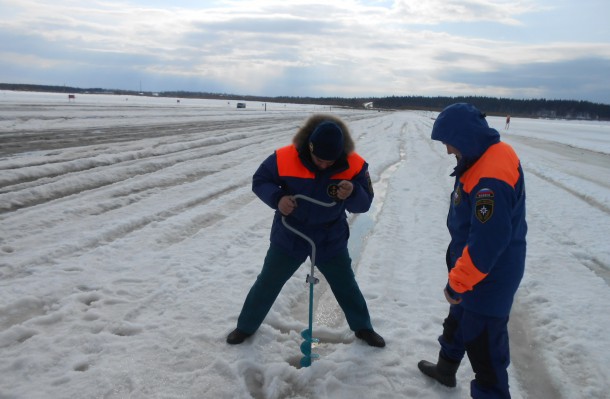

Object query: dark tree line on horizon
[2,83,610,121]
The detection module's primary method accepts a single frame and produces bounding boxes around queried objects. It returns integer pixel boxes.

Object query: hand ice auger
[281,194,336,368]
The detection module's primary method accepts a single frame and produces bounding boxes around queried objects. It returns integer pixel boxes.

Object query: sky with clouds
[1,0,609,103]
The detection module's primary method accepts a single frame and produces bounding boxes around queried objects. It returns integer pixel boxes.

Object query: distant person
[227,114,385,348]
[418,103,527,398]
[505,115,511,130]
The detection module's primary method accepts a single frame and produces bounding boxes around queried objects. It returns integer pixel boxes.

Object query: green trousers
[236,244,373,334]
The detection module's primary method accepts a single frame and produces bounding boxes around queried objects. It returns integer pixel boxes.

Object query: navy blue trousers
[236,244,373,334]
[440,305,511,399]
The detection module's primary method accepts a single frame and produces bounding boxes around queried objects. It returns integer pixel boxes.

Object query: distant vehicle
[236,102,246,109]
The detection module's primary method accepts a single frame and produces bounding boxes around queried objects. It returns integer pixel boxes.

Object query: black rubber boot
[226,328,252,345]
[355,329,386,348]
[418,354,460,387]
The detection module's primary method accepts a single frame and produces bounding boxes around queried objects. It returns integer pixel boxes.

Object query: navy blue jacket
[432,103,527,317]
[252,144,373,263]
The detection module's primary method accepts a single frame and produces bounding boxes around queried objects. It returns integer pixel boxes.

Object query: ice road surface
[1,91,609,398]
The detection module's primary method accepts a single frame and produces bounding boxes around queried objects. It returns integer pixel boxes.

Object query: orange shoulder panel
[276,145,315,178]
[331,152,366,180]
[449,246,488,293]
[461,142,520,193]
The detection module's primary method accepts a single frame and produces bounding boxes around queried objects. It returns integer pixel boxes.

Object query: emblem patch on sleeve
[475,188,494,223]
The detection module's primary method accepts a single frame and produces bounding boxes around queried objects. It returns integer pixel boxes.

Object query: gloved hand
[278,195,297,216]
[336,180,353,200]
[444,282,462,305]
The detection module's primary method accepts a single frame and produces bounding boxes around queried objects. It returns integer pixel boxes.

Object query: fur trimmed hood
[292,114,355,155]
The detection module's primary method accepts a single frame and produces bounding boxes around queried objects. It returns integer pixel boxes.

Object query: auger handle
[281,195,336,275]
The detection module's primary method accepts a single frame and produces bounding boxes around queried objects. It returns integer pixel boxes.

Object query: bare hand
[444,288,462,305]
[336,180,353,200]
[278,195,297,215]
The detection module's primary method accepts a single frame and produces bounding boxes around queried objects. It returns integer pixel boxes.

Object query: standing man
[418,103,527,398]
[505,115,511,130]
[227,114,385,348]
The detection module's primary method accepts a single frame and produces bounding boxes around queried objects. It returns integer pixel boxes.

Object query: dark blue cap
[308,121,344,160]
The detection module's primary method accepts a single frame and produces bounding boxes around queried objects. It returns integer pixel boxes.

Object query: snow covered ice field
[0,91,609,399]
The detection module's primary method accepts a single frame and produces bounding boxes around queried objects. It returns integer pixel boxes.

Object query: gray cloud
[0,1,608,103]
[438,57,610,103]
[194,17,334,36]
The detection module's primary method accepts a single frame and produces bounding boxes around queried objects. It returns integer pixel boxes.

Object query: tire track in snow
[0,130,249,189]
[0,114,302,156]
[2,180,248,276]
[509,145,610,285]
[506,138,610,397]
[526,168,610,215]
[506,135,610,215]
[0,125,289,213]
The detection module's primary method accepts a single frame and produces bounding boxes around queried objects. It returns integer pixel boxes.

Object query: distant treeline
[3,83,610,121]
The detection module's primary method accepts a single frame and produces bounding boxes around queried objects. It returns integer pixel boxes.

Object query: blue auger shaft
[280,194,336,367]
[307,277,314,341]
